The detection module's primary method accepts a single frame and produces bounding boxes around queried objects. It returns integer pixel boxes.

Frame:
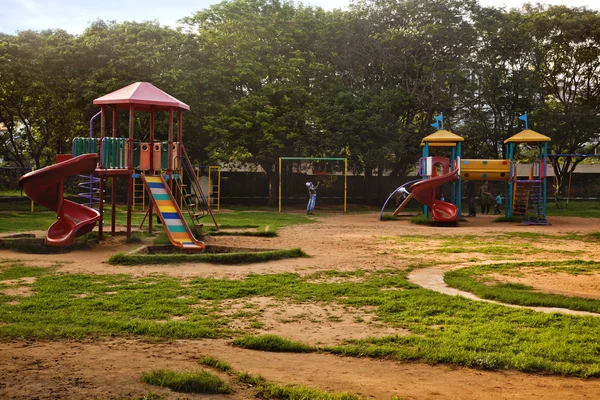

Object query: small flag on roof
[518,112,528,129]
[430,112,444,130]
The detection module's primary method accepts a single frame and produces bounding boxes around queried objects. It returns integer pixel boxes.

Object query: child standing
[494,193,502,215]
[306,181,320,215]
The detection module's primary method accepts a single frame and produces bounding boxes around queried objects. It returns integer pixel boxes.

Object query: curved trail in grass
[407,266,600,317]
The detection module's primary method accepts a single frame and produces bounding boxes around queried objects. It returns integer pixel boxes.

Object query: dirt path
[2,339,600,400]
[407,265,600,317]
[1,213,600,399]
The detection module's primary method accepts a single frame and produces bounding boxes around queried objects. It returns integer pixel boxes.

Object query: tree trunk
[260,161,278,207]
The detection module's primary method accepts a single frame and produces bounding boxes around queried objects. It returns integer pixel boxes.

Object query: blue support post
[450,147,456,204]
[507,143,515,218]
[422,142,429,216]
[456,142,462,215]
[543,142,548,218]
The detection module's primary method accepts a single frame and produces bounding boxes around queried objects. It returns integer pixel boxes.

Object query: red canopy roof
[93,82,190,111]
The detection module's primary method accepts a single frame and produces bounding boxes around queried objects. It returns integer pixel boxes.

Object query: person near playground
[494,192,503,215]
[306,181,320,215]
[394,186,409,207]
[480,180,492,214]
[466,181,476,217]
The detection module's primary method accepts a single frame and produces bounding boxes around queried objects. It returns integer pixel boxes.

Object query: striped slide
[142,175,205,251]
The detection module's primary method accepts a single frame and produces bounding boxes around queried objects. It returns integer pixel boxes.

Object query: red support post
[149,109,154,234]
[111,108,118,236]
[126,105,134,240]
[167,108,174,190]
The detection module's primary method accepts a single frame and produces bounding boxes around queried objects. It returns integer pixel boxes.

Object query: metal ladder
[177,145,219,231]
[132,177,146,211]
[208,166,221,211]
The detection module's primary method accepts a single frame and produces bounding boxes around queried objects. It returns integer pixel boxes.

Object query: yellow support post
[278,157,282,213]
[344,158,347,213]
[195,167,200,212]
[208,166,221,211]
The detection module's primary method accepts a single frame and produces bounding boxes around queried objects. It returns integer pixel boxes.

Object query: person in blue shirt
[494,192,503,215]
[306,181,320,215]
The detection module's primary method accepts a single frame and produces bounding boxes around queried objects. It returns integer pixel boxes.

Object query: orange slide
[19,154,101,246]
[410,168,459,222]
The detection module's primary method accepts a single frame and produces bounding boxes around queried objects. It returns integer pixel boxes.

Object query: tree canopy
[0,0,599,201]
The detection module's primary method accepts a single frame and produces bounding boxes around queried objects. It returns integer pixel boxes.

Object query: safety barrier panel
[132,142,151,170]
[101,137,129,169]
[72,138,100,157]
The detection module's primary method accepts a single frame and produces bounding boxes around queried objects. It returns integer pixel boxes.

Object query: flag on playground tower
[430,113,444,130]
[518,112,528,129]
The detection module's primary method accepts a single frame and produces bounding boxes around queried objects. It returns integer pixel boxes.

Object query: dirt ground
[1,212,600,399]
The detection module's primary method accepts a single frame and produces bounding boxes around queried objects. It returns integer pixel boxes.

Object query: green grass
[238,373,361,400]
[444,261,600,313]
[0,206,147,233]
[0,211,57,232]
[198,356,233,373]
[199,355,362,400]
[108,248,307,265]
[546,201,600,218]
[232,334,315,353]
[0,235,95,254]
[142,369,232,394]
[379,231,589,257]
[0,264,51,280]
[211,209,314,233]
[5,265,600,376]
[410,214,436,226]
[0,189,28,197]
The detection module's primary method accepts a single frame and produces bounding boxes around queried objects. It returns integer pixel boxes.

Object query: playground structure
[19,82,217,249]
[381,118,551,224]
[278,157,348,213]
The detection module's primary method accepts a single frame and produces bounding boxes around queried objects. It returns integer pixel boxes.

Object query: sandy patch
[219,296,407,346]
[489,271,600,300]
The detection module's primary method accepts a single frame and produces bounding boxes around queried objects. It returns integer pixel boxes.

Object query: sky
[1,0,599,35]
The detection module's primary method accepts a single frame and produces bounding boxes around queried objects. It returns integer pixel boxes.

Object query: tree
[458,6,541,159]
[527,6,600,199]
[0,30,84,168]
[184,0,329,205]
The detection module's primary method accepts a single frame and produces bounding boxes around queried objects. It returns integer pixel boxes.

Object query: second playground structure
[382,127,551,224]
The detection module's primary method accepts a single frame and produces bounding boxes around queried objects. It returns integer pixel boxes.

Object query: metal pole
[278,157,282,212]
[543,142,548,218]
[423,142,429,216]
[344,158,347,213]
[167,108,174,190]
[149,110,154,234]
[126,105,134,240]
[456,142,462,215]
[30,167,34,213]
[111,108,117,236]
[508,143,514,218]
[450,147,456,204]
[98,105,106,241]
